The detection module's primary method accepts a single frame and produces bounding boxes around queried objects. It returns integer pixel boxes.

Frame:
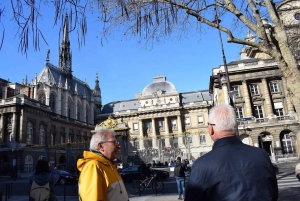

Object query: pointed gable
[37,66,56,85]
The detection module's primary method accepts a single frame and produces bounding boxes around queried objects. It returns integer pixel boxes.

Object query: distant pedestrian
[29,159,59,201]
[77,129,129,201]
[185,104,278,201]
[174,156,187,200]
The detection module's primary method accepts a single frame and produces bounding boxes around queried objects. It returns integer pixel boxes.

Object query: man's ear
[209,125,214,137]
[98,142,103,152]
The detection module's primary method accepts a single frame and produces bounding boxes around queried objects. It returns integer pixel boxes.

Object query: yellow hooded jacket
[77,151,129,201]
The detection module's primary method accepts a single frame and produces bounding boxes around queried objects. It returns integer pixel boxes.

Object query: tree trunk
[286,76,300,157]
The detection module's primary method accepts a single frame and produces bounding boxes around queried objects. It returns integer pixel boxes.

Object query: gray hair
[90,129,116,151]
[208,104,237,132]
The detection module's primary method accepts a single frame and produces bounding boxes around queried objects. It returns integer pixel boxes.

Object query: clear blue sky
[0,2,244,105]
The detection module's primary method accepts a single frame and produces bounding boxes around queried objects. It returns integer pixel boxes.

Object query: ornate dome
[141,76,177,97]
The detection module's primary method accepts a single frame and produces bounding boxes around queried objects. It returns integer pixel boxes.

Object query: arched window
[86,104,89,123]
[77,102,81,120]
[39,124,45,145]
[68,98,72,118]
[50,94,56,112]
[24,155,33,173]
[38,93,46,104]
[26,122,33,144]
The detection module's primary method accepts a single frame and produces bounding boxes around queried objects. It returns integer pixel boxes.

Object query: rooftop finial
[46,49,50,63]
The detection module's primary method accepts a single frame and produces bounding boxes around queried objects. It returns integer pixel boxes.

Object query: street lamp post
[213,7,237,109]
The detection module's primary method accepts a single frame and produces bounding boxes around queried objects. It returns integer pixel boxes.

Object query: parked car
[56,170,78,185]
[119,165,169,183]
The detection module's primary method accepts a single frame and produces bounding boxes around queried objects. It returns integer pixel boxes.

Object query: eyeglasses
[208,123,216,126]
[101,140,120,145]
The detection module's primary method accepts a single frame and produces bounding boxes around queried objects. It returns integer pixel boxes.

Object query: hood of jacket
[77,151,112,171]
[30,172,51,186]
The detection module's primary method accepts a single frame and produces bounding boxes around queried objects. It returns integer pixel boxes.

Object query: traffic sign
[237,117,255,122]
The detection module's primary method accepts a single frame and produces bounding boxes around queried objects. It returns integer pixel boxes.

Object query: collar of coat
[212,136,242,149]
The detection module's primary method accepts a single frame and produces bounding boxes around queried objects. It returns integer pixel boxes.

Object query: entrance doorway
[258,132,272,155]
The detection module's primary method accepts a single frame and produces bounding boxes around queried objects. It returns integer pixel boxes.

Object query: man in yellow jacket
[77,129,129,201]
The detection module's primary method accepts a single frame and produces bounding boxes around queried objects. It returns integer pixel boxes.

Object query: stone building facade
[0,15,101,176]
[97,76,212,165]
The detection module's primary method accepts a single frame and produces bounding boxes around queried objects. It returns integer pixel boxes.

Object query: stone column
[261,78,274,117]
[164,117,171,147]
[10,113,17,148]
[33,86,37,100]
[139,120,144,149]
[152,118,158,148]
[177,115,184,147]
[242,80,253,117]
[282,77,295,114]
[19,109,24,142]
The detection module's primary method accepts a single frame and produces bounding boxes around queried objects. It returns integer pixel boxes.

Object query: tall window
[274,102,284,119]
[26,122,33,144]
[269,82,279,93]
[282,133,294,154]
[236,107,244,118]
[61,127,65,144]
[77,103,81,120]
[185,117,190,126]
[275,108,284,117]
[232,86,240,97]
[50,94,55,111]
[133,123,139,131]
[171,119,177,129]
[188,136,193,146]
[68,99,72,118]
[146,122,152,132]
[38,93,46,104]
[51,125,56,146]
[24,155,33,173]
[134,139,140,149]
[157,120,163,131]
[198,116,204,125]
[86,106,89,123]
[200,134,206,144]
[254,105,264,119]
[39,124,45,145]
[250,84,259,95]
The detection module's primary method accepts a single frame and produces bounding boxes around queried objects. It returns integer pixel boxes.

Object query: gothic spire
[93,72,102,114]
[94,72,101,91]
[59,14,72,77]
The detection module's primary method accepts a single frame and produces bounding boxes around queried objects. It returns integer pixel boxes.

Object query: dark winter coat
[29,166,59,201]
[185,136,278,201]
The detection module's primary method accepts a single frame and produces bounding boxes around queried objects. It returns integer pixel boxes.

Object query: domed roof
[141,76,177,97]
